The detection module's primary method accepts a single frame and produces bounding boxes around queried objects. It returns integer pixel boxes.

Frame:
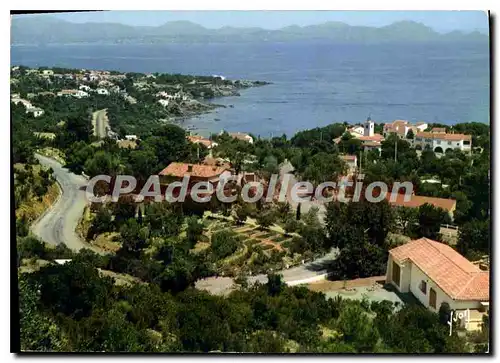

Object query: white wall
[400,262,412,293]
[413,137,469,153]
[409,262,482,311]
[286,272,330,286]
[433,139,464,153]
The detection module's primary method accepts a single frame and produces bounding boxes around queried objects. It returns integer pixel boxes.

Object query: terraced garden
[192,218,305,276]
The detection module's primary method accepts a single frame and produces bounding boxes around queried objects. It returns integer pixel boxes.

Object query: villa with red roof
[158,162,233,201]
[386,238,489,323]
[159,162,230,184]
[386,193,457,219]
[187,135,218,149]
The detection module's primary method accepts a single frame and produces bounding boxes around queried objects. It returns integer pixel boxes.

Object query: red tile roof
[358,134,384,142]
[416,132,471,141]
[431,127,447,133]
[159,162,227,179]
[386,193,456,212]
[187,135,215,148]
[340,155,357,161]
[229,132,252,141]
[203,156,232,169]
[59,89,79,95]
[363,141,382,147]
[390,238,489,301]
[384,120,407,128]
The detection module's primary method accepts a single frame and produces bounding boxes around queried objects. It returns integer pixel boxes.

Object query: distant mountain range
[11,17,489,45]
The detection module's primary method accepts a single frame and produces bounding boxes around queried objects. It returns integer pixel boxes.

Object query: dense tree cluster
[325,200,394,278]
[19,262,470,353]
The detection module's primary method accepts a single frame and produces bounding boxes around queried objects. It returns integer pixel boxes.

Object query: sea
[11,41,490,138]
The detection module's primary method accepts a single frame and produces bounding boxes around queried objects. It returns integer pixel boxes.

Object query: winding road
[92,109,109,139]
[31,153,339,292]
[31,154,91,251]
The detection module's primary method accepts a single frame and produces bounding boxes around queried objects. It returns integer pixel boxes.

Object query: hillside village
[10,66,269,136]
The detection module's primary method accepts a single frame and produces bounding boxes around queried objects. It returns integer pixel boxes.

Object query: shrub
[211,230,239,260]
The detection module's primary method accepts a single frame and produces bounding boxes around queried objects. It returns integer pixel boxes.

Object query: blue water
[11,41,489,137]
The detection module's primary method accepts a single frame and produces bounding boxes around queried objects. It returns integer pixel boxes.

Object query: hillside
[11,17,489,45]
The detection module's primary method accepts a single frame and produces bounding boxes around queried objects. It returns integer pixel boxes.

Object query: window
[448,141,452,145]
[392,262,401,286]
[436,140,441,145]
[419,280,427,294]
[457,143,460,146]
[429,288,437,308]
[416,137,422,141]
[464,140,470,145]
[425,139,432,143]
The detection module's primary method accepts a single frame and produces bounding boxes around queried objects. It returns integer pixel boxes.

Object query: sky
[31,10,489,33]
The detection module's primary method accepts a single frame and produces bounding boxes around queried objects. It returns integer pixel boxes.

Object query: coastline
[166,81,270,133]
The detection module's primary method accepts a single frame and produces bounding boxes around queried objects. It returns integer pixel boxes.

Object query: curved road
[31,153,338,291]
[31,154,91,251]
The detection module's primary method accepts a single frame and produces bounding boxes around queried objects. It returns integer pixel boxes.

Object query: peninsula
[10,65,270,136]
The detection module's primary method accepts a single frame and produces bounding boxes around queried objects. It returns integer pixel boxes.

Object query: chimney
[187,165,193,172]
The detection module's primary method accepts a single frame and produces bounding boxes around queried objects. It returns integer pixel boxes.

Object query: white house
[26,107,44,118]
[157,91,174,99]
[55,259,72,265]
[84,73,99,82]
[11,98,32,108]
[158,99,170,107]
[42,69,54,76]
[79,84,91,92]
[57,89,89,98]
[98,80,114,87]
[75,90,89,98]
[125,135,138,141]
[386,238,489,329]
[11,97,45,117]
[412,132,472,154]
[347,125,365,138]
[227,132,254,144]
[415,122,429,132]
[96,88,110,95]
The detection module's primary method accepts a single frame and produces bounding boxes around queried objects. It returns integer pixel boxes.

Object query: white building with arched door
[412,132,472,154]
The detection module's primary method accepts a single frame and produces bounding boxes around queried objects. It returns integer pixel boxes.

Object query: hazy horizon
[13,10,489,34]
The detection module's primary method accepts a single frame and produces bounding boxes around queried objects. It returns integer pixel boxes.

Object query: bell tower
[364,116,374,137]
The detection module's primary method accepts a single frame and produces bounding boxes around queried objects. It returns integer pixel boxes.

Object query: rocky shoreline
[166,79,271,129]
